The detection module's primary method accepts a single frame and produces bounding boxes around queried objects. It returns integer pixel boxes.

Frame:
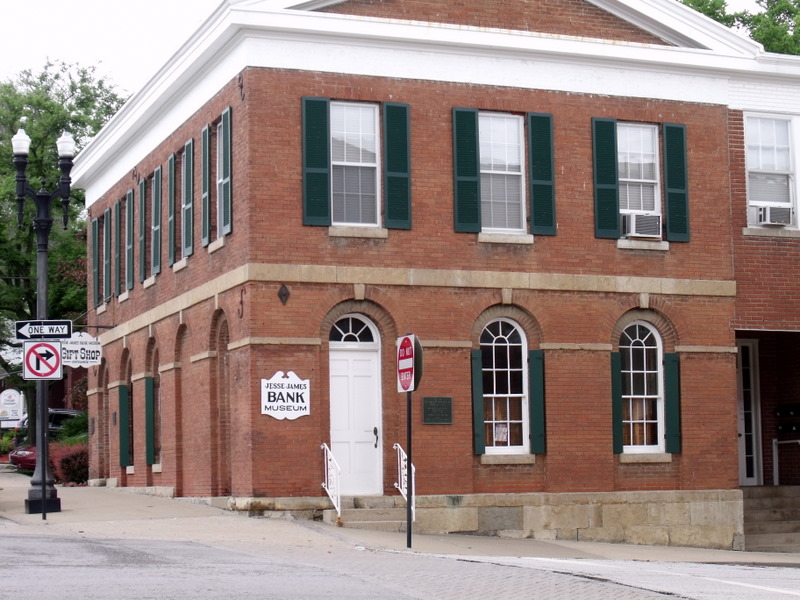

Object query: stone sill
[478,232,534,245]
[480,454,537,465]
[619,453,673,464]
[328,225,388,239]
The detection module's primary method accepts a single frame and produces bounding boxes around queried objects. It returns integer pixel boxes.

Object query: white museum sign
[261,371,310,420]
[0,388,24,425]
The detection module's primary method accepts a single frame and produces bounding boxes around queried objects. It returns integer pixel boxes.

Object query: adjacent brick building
[72,0,800,549]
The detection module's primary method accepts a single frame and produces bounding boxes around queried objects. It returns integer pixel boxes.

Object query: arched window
[329,315,375,344]
[472,318,546,455]
[618,322,664,452]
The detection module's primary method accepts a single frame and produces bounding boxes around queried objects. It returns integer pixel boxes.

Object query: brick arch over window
[610,308,678,352]
[320,299,398,344]
[470,304,542,349]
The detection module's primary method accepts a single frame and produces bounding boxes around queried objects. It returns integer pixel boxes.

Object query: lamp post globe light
[12,125,76,515]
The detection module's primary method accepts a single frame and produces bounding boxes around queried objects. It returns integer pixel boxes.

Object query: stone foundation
[87,480,744,550]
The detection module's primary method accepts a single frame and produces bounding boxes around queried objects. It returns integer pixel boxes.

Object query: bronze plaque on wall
[423,397,452,424]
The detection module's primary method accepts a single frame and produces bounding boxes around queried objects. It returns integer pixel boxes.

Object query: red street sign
[397,335,415,392]
[22,341,63,380]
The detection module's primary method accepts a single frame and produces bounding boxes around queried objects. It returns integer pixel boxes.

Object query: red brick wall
[86,67,738,497]
[321,0,671,45]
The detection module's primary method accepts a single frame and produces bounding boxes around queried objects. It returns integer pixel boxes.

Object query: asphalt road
[2,466,800,599]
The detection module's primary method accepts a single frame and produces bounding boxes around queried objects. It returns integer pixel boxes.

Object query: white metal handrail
[393,443,415,521]
[772,438,800,485]
[321,443,341,517]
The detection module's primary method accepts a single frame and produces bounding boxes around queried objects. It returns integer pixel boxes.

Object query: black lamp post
[12,125,76,516]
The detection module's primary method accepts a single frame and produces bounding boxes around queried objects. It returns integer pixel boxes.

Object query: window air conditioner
[621,213,661,238]
[757,206,792,227]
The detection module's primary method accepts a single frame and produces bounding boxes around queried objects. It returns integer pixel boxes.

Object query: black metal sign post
[406,388,413,549]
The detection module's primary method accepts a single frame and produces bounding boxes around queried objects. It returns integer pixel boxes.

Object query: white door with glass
[329,315,383,495]
[737,340,763,486]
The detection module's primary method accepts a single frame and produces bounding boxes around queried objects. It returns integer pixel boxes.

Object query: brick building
[72,0,800,549]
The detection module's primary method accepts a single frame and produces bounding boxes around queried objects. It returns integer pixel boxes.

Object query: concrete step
[744,496,800,510]
[742,485,800,499]
[322,507,409,531]
[744,520,800,535]
[745,508,800,523]
[340,496,407,510]
[745,531,800,553]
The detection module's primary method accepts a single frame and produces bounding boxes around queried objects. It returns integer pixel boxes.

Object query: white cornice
[72,0,797,203]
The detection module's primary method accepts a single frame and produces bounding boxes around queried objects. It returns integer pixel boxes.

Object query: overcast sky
[3,0,221,95]
[2,0,761,96]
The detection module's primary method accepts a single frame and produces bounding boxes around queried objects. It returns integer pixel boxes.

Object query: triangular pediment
[271,0,761,54]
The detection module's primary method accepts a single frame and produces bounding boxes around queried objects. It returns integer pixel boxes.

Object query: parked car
[9,445,36,470]
[14,409,83,444]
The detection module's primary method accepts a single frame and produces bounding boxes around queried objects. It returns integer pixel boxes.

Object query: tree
[682,0,800,55]
[0,61,125,440]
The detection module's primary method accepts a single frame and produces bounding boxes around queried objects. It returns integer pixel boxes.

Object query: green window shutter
[664,352,682,453]
[167,154,176,266]
[383,102,412,229]
[528,349,546,454]
[528,113,556,236]
[145,377,155,465]
[151,167,162,276]
[126,190,134,290]
[302,97,331,226]
[663,123,689,242]
[138,179,147,282]
[471,349,485,454]
[592,118,620,239]
[119,385,130,468]
[183,139,195,257]
[103,208,112,300]
[611,351,623,454]
[201,125,211,246]
[220,107,233,236]
[114,200,121,297]
[91,218,100,307]
[453,108,480,233]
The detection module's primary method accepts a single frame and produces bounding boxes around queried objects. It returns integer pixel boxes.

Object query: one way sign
[15,320,72,340]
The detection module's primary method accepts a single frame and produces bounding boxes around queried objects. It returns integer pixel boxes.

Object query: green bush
[1,430,15,454]
[58,412,88,445]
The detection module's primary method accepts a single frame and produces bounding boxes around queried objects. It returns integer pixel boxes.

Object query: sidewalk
[2,464,799,566]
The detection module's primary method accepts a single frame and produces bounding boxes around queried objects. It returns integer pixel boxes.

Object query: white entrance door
[329,316,382,496]
[737,340,763,486]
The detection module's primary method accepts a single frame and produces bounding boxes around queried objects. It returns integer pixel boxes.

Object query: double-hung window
[302,97,411,230]
[593,118,689,242]
[618,123,661,238]
[453,108,555,236]
[479,113,525,232]
[745,116,795,228]
[201,107,232,246]
[182,139,194,258]
[331,102,379,225]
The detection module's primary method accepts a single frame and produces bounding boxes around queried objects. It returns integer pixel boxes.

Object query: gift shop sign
[261,371,310,420]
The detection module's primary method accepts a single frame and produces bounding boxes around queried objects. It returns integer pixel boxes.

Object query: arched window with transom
[612,320,681,455]
[470,318,545,455]
[329,315,376,345]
